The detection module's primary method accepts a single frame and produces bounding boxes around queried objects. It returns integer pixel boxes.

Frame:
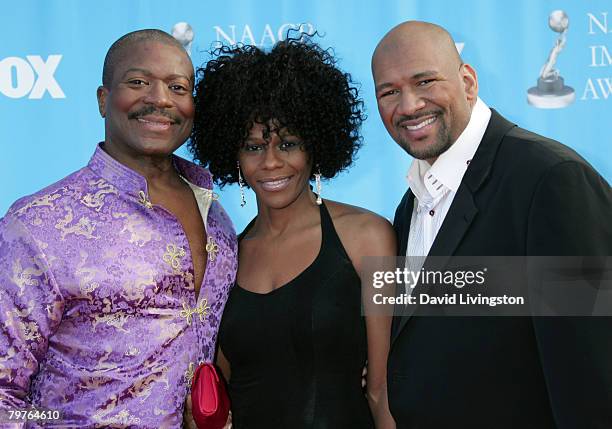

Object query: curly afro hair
[189,35,365,187]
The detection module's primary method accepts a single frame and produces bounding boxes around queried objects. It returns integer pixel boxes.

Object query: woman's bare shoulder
[323,199,396,260]
[324,199,393,233]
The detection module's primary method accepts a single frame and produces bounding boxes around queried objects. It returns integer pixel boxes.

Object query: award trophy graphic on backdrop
[171,22,194,55]
[527,10,575,109]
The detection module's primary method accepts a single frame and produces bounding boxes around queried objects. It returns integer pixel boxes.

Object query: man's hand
[183,395,197,429]
[183,395,233,429]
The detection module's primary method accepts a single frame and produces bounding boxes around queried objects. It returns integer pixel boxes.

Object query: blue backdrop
[1,0,610,231]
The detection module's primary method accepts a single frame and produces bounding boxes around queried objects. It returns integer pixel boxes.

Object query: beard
[395,113,453,161]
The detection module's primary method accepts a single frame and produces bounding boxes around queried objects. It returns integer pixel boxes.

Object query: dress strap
[319,201,352,264]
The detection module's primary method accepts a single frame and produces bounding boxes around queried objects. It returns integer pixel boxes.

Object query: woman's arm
[359,217,397,429]
[365,314,395,429]
[341,211,397,429]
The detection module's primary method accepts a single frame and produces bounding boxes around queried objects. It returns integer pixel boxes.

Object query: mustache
[128,106,182,125]
[394,110,441,125]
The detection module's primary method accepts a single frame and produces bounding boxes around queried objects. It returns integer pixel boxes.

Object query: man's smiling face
[97,40,194,159]
[372,24,477,163]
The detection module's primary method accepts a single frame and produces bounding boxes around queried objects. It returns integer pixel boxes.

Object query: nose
[397,88,425,116]
[143,81,172,108]
[262,144,284,170]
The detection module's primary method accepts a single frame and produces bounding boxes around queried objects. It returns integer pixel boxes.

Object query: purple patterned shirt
[0,145,237,428]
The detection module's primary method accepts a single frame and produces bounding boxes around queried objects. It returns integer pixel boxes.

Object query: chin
[256,187,309,211]
[258,196,297,210]
[133,139,184,156]
[403,137,451,160]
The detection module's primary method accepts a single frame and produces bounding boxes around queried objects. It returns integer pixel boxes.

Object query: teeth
[402,116,436,131]
[260,177,291,191]
[138,118,170,125]
[265,179,288,186]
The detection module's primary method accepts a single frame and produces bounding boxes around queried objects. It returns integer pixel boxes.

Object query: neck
[102,141,181,188]
[252,187,320,238]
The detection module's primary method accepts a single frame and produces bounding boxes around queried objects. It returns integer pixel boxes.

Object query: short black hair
[190,35,365,187]
[102,29,186,87]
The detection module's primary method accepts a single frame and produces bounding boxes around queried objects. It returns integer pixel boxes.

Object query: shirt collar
[407,97,491,203]
[87,143,213,198]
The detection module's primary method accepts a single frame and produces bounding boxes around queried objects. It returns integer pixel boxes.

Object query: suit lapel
[390,190,415,341]
[396,192,414,258]
[391,110,517,345]
[428,184,478,258]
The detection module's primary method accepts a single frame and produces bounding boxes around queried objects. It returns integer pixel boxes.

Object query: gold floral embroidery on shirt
[81,179,118,212]
[10,257,46,296]
[0,348,16,379]
[198,299,210,321]
[184,361,196,383]
[125,345,140,357]
[6,306,41,342]
[105,313,131,332]
[92,393,118,422]
[96,345,118,372]
[19,321,41,341]
[102,410,142,426]
[55,207,98,241]
[179,302,197,325]
[12,301,35,318]
[76,250,100,299]
[205,236,219,262]
[163,244,186,272]
[129,362,170,401]
[114,212,161,246]
[3,308,41,345]
[81,282,99,295]
[122,268,157,304]
[179,299,210,326]
[13,192,62,216]
[92,312,131,333]
[43,301,63,323]
[79,375,111,390]
[138,191,153,209]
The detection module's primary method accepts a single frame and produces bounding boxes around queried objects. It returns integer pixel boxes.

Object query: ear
[461,63,478,103]
[97,86,108,118]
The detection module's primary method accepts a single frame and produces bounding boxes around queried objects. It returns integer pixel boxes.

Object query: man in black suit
[371,21,612,428]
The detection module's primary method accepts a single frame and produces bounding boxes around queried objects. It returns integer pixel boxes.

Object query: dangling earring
[314,167,322,206]
[237,161,246,207]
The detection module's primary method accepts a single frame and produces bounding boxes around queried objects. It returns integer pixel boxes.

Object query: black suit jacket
[388,110,612,428]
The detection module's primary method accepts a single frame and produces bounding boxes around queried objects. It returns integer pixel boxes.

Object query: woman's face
[238,121,312,210]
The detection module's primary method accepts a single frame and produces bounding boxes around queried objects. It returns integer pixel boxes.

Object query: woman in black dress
[189,36,396,429]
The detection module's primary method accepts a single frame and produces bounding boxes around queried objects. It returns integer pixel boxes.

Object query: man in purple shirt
[0,29,237,428]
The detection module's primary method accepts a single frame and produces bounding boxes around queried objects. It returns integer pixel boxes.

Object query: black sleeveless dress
[218,202,374,428]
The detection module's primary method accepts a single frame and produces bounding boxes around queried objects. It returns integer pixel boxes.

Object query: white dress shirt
[405,98,492,266]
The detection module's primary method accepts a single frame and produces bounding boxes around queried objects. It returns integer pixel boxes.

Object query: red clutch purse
[191,363,230,429]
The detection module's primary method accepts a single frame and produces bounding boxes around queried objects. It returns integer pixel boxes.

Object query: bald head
[102,29,188,88]
[372,21,462,73]
[371,21,478,163]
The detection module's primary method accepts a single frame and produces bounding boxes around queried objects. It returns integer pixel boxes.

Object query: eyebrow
[411,70,438,80]
[121,68,193,83]
[375,70,439,92]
